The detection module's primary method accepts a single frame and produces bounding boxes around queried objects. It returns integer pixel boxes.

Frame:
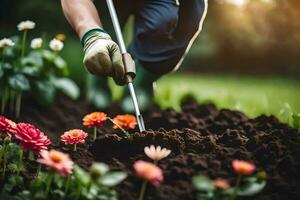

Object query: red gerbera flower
[15,123,51,153]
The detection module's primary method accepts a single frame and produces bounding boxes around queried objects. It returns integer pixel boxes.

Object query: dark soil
[13,95,300,200]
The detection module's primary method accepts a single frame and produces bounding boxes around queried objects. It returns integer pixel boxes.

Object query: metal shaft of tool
[106,0,146,132]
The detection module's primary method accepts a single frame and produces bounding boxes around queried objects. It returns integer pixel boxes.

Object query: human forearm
[61,0,102,38]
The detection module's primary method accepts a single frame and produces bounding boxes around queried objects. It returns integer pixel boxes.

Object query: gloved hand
[81,28,125,85]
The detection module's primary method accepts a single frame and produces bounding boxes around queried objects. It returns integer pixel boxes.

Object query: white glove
[82,29,125,85]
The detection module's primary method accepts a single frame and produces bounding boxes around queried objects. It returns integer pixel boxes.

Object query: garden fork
[106,0,146,132]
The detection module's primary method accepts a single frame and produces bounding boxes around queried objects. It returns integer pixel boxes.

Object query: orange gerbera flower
[112,114,137,130]
[213,178,230,190]
[83,112,107,128]
[232,160,256,175]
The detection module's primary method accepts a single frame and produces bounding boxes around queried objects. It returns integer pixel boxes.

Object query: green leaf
[98,172,127,187]
[2,63,13,70]
[193,175,215,192]
[42,50,55,61]
[90,163,109,177]
[74,165,91,186]
[7,163,18,172]
[21,55,43,68]
[33,80,56,105]
[8,74,30,91]
[42,50,69,75]
[52,78,80,100]
[0,65,3,78]
[20,66,40,76]
[196,192,214,200]
[3,175,24,192]
[54,56,69,76]
[53,189,65,198]
[237,177,266,196]
[292,113,300,130]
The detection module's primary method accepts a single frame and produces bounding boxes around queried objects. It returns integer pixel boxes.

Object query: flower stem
[36,163,41,178]
[21,30,27,58]
[75,186,83,200]
[108,117,130,137]
[45,173,53,198]
[93,127,97,140]
[1,87,8,114]
[17,149,23,176]
[15,92,22,118]
[64,175,71,194]
[9,89,15,113]
[231,174,242,200]
[2,140,8,177]
[74,144,77,151]
[1,47,5,63]
[138,180,148,200]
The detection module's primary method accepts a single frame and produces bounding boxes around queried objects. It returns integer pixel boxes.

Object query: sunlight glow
[226,0,249,7]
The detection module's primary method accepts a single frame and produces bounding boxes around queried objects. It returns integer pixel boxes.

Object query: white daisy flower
[0,38,15,48]
[30,38,43,49]
[17,20,36,31]
[144,145,171,162]
[49,38,64,51]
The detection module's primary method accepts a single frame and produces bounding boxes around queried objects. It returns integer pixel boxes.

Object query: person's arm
[60,0,125,85]
[61,0,102,38]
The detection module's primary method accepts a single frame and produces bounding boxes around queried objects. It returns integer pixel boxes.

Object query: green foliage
[237,177,266,196]
[292,113,300,131]
[193,175,215,192]
[0,145,126,200]
[193,172,266,200]
[0,29,80,117]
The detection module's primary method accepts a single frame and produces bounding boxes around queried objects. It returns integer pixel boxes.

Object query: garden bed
[14,96,300,200]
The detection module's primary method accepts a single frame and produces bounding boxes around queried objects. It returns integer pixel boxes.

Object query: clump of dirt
[13,96,300,200]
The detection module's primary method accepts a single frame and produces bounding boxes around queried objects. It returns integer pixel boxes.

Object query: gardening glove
[82,28,125,85]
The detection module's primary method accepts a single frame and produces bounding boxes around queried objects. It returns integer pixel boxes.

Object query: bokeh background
[1,0,300,123]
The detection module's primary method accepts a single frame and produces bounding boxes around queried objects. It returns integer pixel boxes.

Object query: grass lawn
[153,73,300,125]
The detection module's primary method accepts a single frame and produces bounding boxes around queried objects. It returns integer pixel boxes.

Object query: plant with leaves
[193,160,267,200]
[0,20,80,118]
[19,162,127,200]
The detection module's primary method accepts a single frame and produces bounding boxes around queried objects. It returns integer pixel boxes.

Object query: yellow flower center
[50,152,63,163]
[70,131,80,138]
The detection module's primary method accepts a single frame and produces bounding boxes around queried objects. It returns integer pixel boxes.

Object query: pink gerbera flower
[134,160,163,187]
[0,116,17,136]
[38,150,73,176]
[60,129,88,145]
[15,123,51,153]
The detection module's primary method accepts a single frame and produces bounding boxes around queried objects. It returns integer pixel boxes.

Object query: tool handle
[106,0,136,82]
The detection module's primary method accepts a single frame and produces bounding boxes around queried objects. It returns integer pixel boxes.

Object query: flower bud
[4,136,11,143]
[89,163,109,178]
